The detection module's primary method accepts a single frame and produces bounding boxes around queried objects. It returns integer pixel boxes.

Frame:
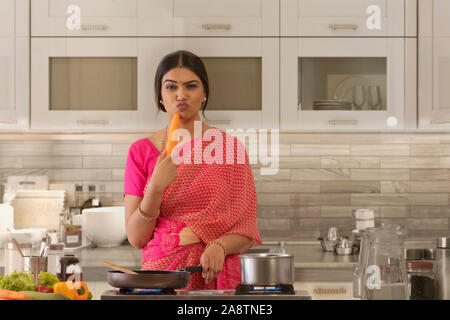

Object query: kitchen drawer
[31,0,173,36]
[173,0,278,36]
[294,282,357,300]
[281,0,406,37]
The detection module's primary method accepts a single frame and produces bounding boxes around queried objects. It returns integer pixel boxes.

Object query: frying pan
[106,265,203,289]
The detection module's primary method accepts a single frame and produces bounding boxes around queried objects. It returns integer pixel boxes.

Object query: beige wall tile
[351,145,409,156]
[291,169,350,181]
[253,169,291,181]
[379,134,442,144]
[410,206,450,217]
[291,194,321,206]
[0,169,48,181]
[279,144,292,156]
[292,144,350,156]
[380,181,410,193]
[259,181,320,193]
[52,144,112,156]
[321,181,380,193]
[0,157,23,169]
[23,156,82,169]
[280,157,321,169]
[294,218,353,231]
[411,145,450,156]
[409,181,450,193]
[405,219,448,230]
[257,193,291,206]
[112,144,131,156]
[83,156,127,169]
[279,134,320,144]
[410,169,450,181]
[352,194,448,206]
[320,134,380,144]
[379,206,409,217]
[441,158,450,168]
[112,169,125,181]
[380,157,440,168]
[321,157,380,168]
[0,143,52,156]
[321,206,353,217]
[258,218,292,231]
[320,194,351,206]
[50,169,111,181]
[352,169,410,181]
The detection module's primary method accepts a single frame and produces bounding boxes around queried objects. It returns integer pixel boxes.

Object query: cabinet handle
[81,24,109,31]
[329,120,358,126]
[206,119,231,125]
[329,24,358,30]
[76,119,110,125]
[431,119,450,124]
[0,119,18,124]
[201,24,232,30]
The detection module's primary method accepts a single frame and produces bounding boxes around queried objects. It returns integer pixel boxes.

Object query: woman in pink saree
[124,50,261,290]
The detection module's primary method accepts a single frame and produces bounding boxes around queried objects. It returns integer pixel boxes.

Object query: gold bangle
[137,203,159,222]
[206,240,227,257]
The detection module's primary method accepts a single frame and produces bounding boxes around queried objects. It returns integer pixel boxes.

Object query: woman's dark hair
[154,50,209,118]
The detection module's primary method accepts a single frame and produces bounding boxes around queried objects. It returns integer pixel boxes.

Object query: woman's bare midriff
[178,226,201,246]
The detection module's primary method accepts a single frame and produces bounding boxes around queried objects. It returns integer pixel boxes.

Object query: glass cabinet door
[281,38,405,130]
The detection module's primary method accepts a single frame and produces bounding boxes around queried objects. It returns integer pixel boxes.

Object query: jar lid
[64,224,81,229]
[406,261,433,270]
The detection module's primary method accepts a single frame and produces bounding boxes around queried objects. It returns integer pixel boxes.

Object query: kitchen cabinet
[31,38,173,130]
[280,38,406,130]
[173,0,278,37]
[31,0,278,37]
[418,0,450,129]
[0,0,29,131]
[31,0,173,37]
[281,0,406,37]
[173,38,279,129]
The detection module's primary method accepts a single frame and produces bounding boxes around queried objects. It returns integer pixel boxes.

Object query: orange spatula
[165,113,180,156]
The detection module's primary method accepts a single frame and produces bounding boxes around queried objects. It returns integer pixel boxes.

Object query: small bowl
[335,247,353,255]
[320,239,337,252]
[8,228,47,245]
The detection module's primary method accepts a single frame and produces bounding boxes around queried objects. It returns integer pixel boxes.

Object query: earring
[160,100,163,105]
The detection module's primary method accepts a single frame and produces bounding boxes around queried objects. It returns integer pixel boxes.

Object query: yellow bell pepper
[53,281,90,300]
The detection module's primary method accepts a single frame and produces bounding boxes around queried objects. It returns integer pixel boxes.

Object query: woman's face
[160,66,206,121]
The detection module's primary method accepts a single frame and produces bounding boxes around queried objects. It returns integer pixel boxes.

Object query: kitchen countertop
[0,240,436,282]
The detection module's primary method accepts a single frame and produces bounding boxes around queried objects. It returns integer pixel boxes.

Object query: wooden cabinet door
[282,0,405,37]
[419,0,450,129]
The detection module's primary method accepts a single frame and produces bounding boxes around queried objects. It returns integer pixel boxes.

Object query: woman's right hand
[146,151,179,194]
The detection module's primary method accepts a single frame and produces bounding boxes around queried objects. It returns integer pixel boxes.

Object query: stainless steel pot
[239,253,295,286]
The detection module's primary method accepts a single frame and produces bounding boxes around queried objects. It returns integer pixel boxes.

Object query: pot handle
[179,266,203,274]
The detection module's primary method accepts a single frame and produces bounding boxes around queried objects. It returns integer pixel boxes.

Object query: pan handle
[179,266,203,274]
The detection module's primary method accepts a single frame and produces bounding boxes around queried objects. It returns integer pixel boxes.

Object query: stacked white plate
[313,100,353,111]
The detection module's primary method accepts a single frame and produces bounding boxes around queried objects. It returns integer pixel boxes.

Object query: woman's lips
[176,103,189,111]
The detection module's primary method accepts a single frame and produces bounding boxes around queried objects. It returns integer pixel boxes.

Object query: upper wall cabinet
[419,0,450,129]
[0,0,29,131]
[31,0,279,37]
[172,0,278,36]
[31,0,174,36]
[281,0,406,37]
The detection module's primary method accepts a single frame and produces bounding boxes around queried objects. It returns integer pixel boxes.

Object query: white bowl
[81,206,127,248]
[8,228,47,245]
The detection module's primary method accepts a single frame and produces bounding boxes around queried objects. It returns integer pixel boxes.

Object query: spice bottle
[406,261,436,300]
[63,225,82,248]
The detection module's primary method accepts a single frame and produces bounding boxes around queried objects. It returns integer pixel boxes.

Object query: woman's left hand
[199,243,226,284]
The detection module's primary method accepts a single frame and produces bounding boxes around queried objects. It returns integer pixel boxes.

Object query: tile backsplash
[1,132,450,241]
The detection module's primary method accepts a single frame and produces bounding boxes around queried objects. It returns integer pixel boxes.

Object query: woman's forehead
[162,67,200,83]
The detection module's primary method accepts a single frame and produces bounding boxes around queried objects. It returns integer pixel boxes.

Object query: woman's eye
[166,85,176,90]
[186,84,197,89]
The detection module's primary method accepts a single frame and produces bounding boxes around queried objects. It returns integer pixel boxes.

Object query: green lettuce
[37,271,59,288]
[0,271,36,291]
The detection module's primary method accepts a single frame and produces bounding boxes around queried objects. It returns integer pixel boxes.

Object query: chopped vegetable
[37,285,54,293]
[87,291,93,300]
[0,271,35,292]
[20,291,69,300]
[0,288,29,300]
[53,281,90,300]
[37,271,59,288]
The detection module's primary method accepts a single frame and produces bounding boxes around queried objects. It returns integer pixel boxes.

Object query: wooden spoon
[101,261,139,275]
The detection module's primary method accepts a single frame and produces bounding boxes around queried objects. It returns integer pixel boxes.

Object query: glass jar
[63,225,82,248]
[406,261,436,300]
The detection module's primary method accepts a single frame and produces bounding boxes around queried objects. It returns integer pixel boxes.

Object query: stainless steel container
[239,253,295,286]
[435,237,450,300]
[3,242,32,275]
[23,256,47,284]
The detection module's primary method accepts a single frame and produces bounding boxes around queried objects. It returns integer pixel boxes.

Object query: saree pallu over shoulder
[141,129,262,290]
